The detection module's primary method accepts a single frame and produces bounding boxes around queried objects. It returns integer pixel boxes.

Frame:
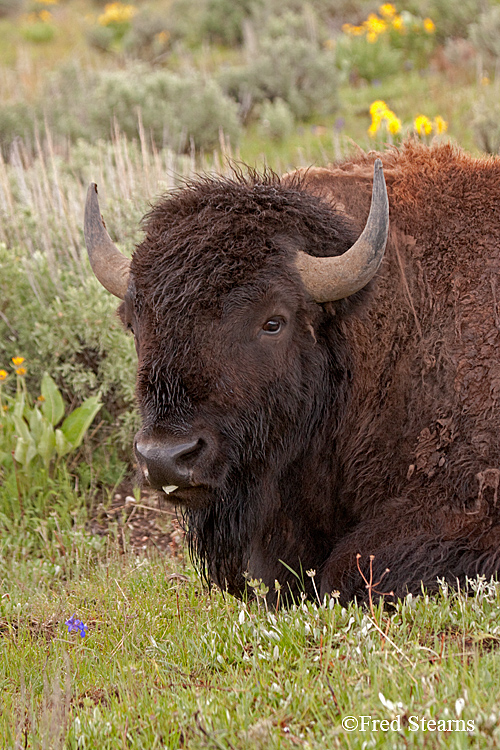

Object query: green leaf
[13,437,27,465]
[60,396,102,450]
[29,406,44,443]
[12,411,31,445]
[13,391,26,417]
[41,373,65,426]
[37,421,56,468]
[14,435,37,467]
[55,428,73,458]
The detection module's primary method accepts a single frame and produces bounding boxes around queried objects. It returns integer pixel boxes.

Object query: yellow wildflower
[369,113,386,137]
[370,100,388,116]
[98,2,137,26]
[0,370,7,381]
[414,115,433,136]
[16,367,26,376]
[379,3,397,17]
[482,76,490,86]
[392,15,405,31]
[423,18,435,33]
[37,394,46,402]
[12,357,25,366]
[342,23,364,36]
[365,13,387,35]
[39,9,52,21]
[386,114,401,134]
[368,101,401,138]
[434,116,448,134]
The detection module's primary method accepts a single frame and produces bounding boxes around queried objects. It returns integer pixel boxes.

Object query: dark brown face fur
[119,171,360,513]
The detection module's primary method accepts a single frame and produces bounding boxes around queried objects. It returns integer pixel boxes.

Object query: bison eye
[262,317,283,334]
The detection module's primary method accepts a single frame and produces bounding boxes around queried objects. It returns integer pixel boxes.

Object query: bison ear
[293,159,389,303]
[84,184,131,299]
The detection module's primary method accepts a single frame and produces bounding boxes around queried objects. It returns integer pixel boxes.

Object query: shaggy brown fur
[119,140,500,604]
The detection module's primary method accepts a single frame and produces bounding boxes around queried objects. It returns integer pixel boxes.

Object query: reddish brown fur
[290,141,500,600]
[121,140,500,604]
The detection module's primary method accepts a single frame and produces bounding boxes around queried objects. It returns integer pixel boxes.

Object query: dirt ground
[88,480,185,557]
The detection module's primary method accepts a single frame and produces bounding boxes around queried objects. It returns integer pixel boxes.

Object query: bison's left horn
[295,158,389,302]
[84,183,131,299]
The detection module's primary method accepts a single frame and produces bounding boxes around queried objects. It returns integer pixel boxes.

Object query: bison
[84,140,500,605]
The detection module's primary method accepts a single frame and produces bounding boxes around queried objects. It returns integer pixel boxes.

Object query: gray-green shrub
[87,7,172,60]
[0,63,241,155]
[218,10,338,121]
[335,30,404,83]
[0,102,34,158]
[0,243,139,450]
[85,23,116,53]
[122,8,171,60]
[412,0,488,42]
[89,67,241,150]
[472,92,500,154]
[201,0,261,46]
[469,6,500,67]
[258,98,295,141]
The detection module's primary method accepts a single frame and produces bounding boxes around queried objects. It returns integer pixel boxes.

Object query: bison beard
[85,141,500,606]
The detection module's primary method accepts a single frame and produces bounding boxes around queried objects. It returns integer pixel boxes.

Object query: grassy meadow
[2,0,500,746]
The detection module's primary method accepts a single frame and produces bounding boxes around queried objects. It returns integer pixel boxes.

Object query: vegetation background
[2,0,500,747]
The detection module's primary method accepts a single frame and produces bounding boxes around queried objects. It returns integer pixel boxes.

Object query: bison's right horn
[295,158,389,303]
[84,183,131,299]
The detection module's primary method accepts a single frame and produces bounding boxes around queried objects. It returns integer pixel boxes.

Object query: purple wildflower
[65,614,87,638]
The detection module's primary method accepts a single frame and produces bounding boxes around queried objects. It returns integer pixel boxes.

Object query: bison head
[84,164,387,591]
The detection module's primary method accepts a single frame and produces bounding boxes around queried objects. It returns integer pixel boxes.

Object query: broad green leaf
[13,436,28,465]
[26,440,38,467]
[14,435,37,467]
[29,406,44,443]
[61,396,102,450]
[55,429,73,458]
[12,413,31,445]
[41,373,65,426]
[13,391,25,417]
[37,421,56,468]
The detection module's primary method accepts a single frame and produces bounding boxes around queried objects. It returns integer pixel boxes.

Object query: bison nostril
[174,438,203,463]
[134,437,205,489]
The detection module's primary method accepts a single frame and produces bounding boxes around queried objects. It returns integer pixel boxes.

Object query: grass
[2,539,500,748]
[0,126,215,271]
